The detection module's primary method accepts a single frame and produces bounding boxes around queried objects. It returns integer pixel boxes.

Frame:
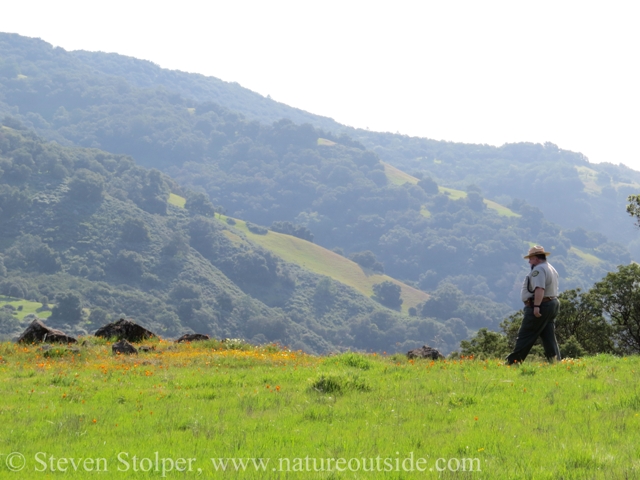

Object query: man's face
[528,256,543,268]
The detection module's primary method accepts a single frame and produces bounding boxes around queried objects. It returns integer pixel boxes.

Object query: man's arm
[533,287,545,318]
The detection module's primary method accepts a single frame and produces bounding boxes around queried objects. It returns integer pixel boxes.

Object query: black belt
[524,297,556,307]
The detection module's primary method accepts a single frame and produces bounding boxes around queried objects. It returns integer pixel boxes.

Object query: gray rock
[17,320,77,344]
[94,318,155,342]
[112,340,138,355]
[176,333,210,343]
[407,345,445,360]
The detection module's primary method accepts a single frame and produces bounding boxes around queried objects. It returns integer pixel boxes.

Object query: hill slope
[52,35,640,255]
[226,217,429,312]
[382,162,520,218]
[0,127,457,353]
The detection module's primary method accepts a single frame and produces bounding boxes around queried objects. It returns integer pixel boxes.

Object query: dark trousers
[506,298,561,364]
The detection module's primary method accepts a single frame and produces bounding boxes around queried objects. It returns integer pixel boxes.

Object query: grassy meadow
[0,296,51,321]
[569,247,604,267]
[167,193,186,209]
[1,339,639,479]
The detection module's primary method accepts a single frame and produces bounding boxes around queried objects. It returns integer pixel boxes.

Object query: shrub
[560,335,586,359]
[460,328,510,359]
[270,221,314,242]
[310,374,372,395]
[246,222,268,235]
[330,352,373,370]
[349,251,384,273]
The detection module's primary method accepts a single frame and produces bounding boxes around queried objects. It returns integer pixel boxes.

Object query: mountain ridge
[0,32,633,346]
[58,37,640,253]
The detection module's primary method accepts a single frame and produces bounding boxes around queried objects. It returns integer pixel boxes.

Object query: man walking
[506,245,561,364]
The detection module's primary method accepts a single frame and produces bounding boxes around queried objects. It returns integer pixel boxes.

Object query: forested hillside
[2,34,635,249]
[0,127,458,353]
[350,132,640,254]
[42,35,640,256]
[0,33,634,348]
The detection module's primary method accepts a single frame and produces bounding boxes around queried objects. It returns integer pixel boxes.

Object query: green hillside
[167,193,428,312]
[0,128,456,353]
[569,246,604,266]
[382,162,519,217]
[0,295,51,320]
[39,31,639,254]
[59,33,637,249]
[228,218,429,312]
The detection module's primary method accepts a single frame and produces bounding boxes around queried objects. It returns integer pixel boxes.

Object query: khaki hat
[524,245,551,259]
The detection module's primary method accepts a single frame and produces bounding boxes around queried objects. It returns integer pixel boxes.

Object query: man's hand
[533,286,544,318]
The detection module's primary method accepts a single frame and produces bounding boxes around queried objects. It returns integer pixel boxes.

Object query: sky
[2,0,639,169]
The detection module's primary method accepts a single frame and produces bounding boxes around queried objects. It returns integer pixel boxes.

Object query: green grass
[0,296,51,320]
[382,163,520,217]
[575,166,602,194]
[383,162,420,186]
[438,185,467,200]
[575,165,640,195]
[484,199,520,217]
[614,180,640,192]
[168,193,186,208]
[570,247,604,266]
[1,341,639,479]
[226,218,429,312]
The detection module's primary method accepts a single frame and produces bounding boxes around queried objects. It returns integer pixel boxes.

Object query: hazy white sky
[2,0,639,169]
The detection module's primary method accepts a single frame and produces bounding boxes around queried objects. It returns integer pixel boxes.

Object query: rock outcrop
[112,339,138,355]
[176,333,210,343]
[94,318,155,342]
[17,320,77,344]
[407,345,445,360]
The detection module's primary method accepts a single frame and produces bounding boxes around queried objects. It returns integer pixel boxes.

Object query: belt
[524,297,556,307]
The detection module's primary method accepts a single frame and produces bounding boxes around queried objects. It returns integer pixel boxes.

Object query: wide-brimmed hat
[524,245,551,259]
